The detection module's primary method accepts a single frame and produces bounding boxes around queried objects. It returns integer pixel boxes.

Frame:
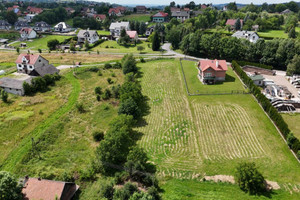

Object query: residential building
[170,7,181,12]
[77,29,99,44]
[27,6,43,15]
[226,19,243,29]
[252,25,259,31]
[7,6,21,15]
[109,22,130,37]
[65,7,75,15]
[109,8,122,16]
[0,76,32,96]
[146,26,154,36]
[16,53,59,77]
[34,21,51,32]
[20,28,37,40]
[249,74,264,86]
[94,14,106,22]
[21,177,79,200]
[281,9,292,15]
[126,31,138,42]
[231,31,260,43]
[25,14,36,22]
[14,21,29,31]
[201,4,207,9]
[198,59,228,84]
[54,22,72,32]
[136,6,147,14]
[171,10,190,22]
[152,12,168,23]
[0,20,11,30]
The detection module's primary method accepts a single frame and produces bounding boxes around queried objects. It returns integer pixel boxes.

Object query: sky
[107,0,295,6]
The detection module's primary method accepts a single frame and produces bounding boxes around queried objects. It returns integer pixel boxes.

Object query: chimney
[38,177,41,181]
[216,60,219,68]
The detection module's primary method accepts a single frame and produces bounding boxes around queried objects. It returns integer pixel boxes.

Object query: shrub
[1,90,8,103]
[100,181,115,200]
[47,39,59,50]
[111,72,116,77]
[96,94,101,101]
[76,103,85,113]
[148,186,161,200]
[95,86,102,95]
[16,47,20,54]
[104,63,112,69]
[122,54,138,74]
[98,71,103,76]
[234,162,266,194]
[105,45,109,48]
[102,89,111,100]
[140,58,146,63]
[88,67,99,72]
[111,85,121,99]
[114,171,129,184]
[107,78,113,84]
[113,62,122,69]
[287,133,296,148]
[38,49,42,53]
[236,61,273,70]
[0,171,23,200]
[93,131,104,142]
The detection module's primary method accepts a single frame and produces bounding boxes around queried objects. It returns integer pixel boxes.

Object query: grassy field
[257,30,288,39]
[282,113,300,139]
[97,30,110,35]
[136,59,300,198]
[11,35,72,50]
[181,60,245,94]
[119,14,151,22]
[1,67,124,178]
[92,40,158,54]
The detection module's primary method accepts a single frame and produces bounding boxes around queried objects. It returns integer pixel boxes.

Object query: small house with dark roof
[94,14,106,22]
[136,6,147,14]
[16,53,59,77]
[14,21,29,31]
[54,22,72,33]
[20,28,37,40]
[0,20,11,30]
[0,76,32,96]
[171,10,190,22]
[77,29,99,44]
[21,177,79,200]
[232,31,259,43]
[226,19,243,29]
[198,59,228,84]
[34,21,51,32]
[152,11,168,22]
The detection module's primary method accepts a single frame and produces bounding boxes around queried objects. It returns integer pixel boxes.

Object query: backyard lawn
[119,14,151,22]
[97,30,110,35]
[181,59,245,94]
[11,35,73,50]
[282,113,300,139]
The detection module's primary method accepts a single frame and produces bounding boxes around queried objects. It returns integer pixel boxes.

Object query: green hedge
[236,61,273,70]
[232,60,299,159]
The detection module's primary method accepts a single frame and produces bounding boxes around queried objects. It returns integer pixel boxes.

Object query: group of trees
[33,7,68,25]
[129,21,147,35]
[0,171,23,200]
[23,74,61,95]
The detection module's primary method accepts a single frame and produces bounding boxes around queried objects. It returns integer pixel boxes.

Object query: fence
[179,58,250,96]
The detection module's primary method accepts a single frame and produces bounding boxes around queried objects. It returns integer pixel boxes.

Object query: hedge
[236,61,273,70]
[232,60,300,159]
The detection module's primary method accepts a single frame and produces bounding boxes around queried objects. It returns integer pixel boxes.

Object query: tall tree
[6,11,17,24]
[234,18,241,30]
[152,31,161,51]
[0,171,22,200]
[287,54,300,75]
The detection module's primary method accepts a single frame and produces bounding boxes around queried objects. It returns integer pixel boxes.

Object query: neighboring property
[34,21,51,32]
[25,14,36,22]
[226,19,243,29]
[20,28,37,40]
[0,76,32,96]
[77,29,99,44]
[54,22,72,33]
[27,6,43,15]
[126,31,138,42]
[252,25,259,31]
[171,7,181,12]
[231,31,260,43]
[136,6,147,14]
[109,7,126,16]
[171,10,190,22]
[281,9,292,15]
[152,11,168,23]
[0,20,11,30]
[16,53,59,76]
[21,177,79,200]
[14,21,29,31]
[65,7,75,15]
[94,14,106,22]
[249,74,265,86]
[7,6,22,15]
[198,59,228,84]
[223,6,228,11]
[145,26,154,36]
[109,21,130,37]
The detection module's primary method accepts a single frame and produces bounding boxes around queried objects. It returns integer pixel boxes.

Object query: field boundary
[179,58,250,96]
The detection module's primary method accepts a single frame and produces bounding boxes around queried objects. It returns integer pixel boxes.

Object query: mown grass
[181,60,245,94]
[161,178,300,200]
[11,35,72,50]
[119,14,151,22]
[97,30,110,35]
[282,113,300,139]
[137,59,300,196]
[92,40,158,54]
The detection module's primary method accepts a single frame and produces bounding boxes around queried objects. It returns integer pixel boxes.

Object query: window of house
[18,64,22,68]
[205,73,212,77]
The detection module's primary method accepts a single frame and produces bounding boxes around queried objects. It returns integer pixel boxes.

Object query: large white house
[77,30,99,44]
[231,31,260,43]
[54,22,72,33]
[20,28,37,40]
[109,22,130,37]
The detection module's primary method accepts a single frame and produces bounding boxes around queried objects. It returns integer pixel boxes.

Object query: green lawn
[97,30,110,35]
[162,178,300,200]
[181,60,245,94]
[92,40,158,54]
[257,30,288,39]
[136,59,300,197]
[119,14,151,22]
[11,35,72,50]
[282,113,300,139]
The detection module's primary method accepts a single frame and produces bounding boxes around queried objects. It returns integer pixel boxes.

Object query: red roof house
[27,7,43,15]
[198,59,228,84]
[94,14,106,21]
[201,5,208,9]
[109,8,122,16]
[152,11,168,22]
[126,31,138,41]
[226,19,243,28]
[21,177,79,200]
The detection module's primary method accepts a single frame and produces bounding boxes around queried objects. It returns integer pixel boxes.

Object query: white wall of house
[1,87,24,96]
[21,30,37,39]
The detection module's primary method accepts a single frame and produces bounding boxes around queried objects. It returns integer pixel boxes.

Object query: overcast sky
[107,0,294,5]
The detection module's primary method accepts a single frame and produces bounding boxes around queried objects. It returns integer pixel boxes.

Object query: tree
[288,26,296,38]
[118,97,141,119]
[152,32,161,51]
[287,54,300,75]
[0,171,22,200]
[235,18,241,31]
[234,162,266,194]
[23,82,33,95]
[1,90,8,103]
[227,2,238,11]
[6,11,18,24]
[16,47,20,54]
[137,46,145,53]
[167,27,181,50]
[47,39,59,50]
[122,54,138,74]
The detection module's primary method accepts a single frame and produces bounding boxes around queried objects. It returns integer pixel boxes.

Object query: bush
[1,90,8,103]
[100,181,115,200]
[98,71,103,76]
[38,49,42,53]
[96,94,101,101]
[148,186,161,200]
[47,39,59,50]
[88,67,99,72]
[0,171,23,200]
[122,54,138,74]
[111,85,121,99]
[234,162,266,194]
[140,58,146,63]
[95,86,102,95]
[102,89,111,100]
[114,171,129,184]
[113,62,122,69]
[76,103,85,113]
[104,63,112,69]
[93,131,104,142]
[107,78,113,84]
[111,73,116,77]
